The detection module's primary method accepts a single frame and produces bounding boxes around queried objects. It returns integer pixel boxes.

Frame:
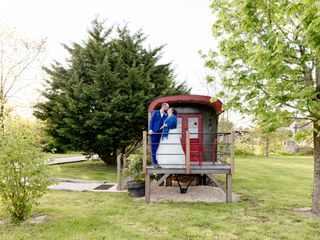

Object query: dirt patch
[25,215,50,224]
[0,215,50,225]
[293,207,320,218]
[149,185,240,203]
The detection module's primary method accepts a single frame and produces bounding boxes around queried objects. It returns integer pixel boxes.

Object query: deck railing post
[143,131,147,175]
[230,131,235,174]
[186,130,190,174]
[222,134,227,164]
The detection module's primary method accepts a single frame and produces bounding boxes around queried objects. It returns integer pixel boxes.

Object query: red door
[177,114,202,163]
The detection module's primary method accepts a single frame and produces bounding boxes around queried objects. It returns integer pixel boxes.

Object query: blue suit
[149,110,167,164]
[161,115,177,139]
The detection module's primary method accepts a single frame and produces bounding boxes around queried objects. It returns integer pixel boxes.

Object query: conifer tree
[35,20,189,165]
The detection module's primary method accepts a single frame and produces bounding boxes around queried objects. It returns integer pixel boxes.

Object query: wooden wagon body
[142,95,235,203]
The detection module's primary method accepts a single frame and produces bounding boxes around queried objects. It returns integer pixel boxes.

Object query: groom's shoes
[154,164,162,169]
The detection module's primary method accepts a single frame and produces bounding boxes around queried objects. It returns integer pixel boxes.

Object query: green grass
[50,160,117,183]
[1,155,320,239]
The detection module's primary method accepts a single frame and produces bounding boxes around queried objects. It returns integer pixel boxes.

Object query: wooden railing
[230,131,235,174]
[142,131,235,175]
[186,131,190,174]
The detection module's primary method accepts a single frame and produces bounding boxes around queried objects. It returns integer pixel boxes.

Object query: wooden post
[143,131,147,175]
[230,131,235,174]
[222,134,227,164]
[226,174,232,203]
[116,156,121,191]
[145,173,150,203]
[186,130,190,174]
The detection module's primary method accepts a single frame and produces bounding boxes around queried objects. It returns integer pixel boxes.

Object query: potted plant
[124,154,145,197]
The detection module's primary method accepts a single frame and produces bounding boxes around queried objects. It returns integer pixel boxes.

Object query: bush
[36,121,68,153]
[298,146,314,155]
[124,154,144,182]
[0,119,52,222]
[41,136,68,153]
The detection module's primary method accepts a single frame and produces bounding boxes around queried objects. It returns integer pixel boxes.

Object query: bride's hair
[171,108,177,115]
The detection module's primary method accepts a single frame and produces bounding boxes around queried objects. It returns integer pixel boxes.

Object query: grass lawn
[50,160,117,183]
[1,155,320,239]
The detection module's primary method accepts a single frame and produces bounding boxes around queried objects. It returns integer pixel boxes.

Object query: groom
[148,102,169,168]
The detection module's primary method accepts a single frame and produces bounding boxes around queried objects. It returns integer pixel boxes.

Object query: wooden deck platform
[146,164,231,174]
[139,131,235,204]
[145,163,233,203]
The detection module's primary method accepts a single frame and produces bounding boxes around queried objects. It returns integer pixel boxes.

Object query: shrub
[41,136,68,153]
[123,154,144,182]
[0,119,52,222]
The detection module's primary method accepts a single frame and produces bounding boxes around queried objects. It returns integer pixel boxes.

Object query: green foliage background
[35,20,189,165]
[206,0,320,212]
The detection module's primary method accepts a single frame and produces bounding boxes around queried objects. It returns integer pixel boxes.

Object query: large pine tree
[35,20,189,165]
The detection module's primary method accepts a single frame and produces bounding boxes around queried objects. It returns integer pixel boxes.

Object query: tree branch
[3,49,42,98]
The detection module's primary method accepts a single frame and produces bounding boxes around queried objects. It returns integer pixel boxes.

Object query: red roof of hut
[148,94,223,115]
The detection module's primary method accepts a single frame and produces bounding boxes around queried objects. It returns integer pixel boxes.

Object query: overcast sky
[1,0,251,126]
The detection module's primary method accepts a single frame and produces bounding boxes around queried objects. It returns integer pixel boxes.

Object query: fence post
[230,131,235,174]
[143,131,147,175]
[186,130,190,174]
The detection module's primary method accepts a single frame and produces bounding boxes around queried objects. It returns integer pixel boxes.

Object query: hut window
[188,117,199,138]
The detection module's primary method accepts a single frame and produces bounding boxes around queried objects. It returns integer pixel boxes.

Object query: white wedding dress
[157,128,186,168]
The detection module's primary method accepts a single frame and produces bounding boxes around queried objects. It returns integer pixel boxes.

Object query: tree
[217,116,234,132]
[35,20,189,165]
[0,24,45,125]
[251,124,290,157]
[205,0,320,213]
[0,118,52,222]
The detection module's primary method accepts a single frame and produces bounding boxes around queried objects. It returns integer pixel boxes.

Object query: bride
[156,108,185,168]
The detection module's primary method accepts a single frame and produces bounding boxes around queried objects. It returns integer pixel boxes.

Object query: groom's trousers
[150,134,161,165]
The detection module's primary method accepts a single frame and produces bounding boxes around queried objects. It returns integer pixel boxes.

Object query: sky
[0,0,251,127]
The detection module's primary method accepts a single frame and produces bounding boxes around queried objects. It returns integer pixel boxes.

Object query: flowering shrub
[0,119,52,222]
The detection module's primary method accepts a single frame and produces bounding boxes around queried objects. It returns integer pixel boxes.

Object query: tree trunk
[312,62,320,214]
[97,151,116,165]
[312,121,320,214]
[0,101,4,129]
[266,137,269,158]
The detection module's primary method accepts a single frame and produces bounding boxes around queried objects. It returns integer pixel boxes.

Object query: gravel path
[48,155,100,165]
[48,178,122,192]
[150,184,240,203]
